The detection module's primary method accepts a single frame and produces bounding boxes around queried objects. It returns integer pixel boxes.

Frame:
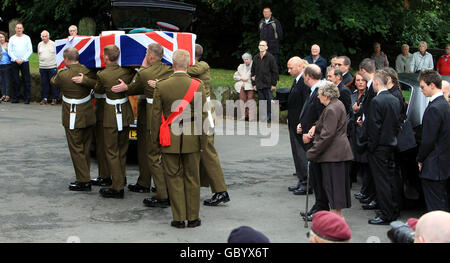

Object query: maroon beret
[312,211,351,241]
[407,218,418,231]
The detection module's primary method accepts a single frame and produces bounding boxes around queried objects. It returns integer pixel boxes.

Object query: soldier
[112,43,173,206]
[187,44,230,206]
[152,49,207,228]
[50,48,96,191]
[94,45,136,198]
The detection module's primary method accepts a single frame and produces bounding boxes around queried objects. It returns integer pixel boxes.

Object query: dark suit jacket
[305,55,327,79]
[416,95,450,181]
[342,72,353,86]
[367,90,401,152]
[361,81,376,119]
[287,75,310,130]
[307,98,354,162]
[299,86,325,150]
[388,85,407,121]
[337,82,352,115]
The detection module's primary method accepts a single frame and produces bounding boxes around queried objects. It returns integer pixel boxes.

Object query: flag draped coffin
[55,31,196,69]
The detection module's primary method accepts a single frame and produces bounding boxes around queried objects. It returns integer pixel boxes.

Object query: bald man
[414,211,450,243]
[286,57,310,194]
[442,80,450,104]
[305,45,327,79]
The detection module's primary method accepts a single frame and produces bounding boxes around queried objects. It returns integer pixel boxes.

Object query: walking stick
[304,161,311,228]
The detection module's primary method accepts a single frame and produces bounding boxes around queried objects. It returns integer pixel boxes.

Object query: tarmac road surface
[0,102,424,243]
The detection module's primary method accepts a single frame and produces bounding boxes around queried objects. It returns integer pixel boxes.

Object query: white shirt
[265,18,271,24]
[367,79,373,89]
[430,92,444,103]
[296,72,303,84]
[310,81,319,96]
[8,34,33,62]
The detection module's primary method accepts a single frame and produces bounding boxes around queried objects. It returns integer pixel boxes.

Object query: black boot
[203,191,230,206]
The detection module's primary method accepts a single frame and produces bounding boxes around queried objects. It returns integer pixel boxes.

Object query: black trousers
[288,124,307,182]
[368,146,402,220]
[310,161,329,210]
[421,179,449,212]
[257,88,273,122]
[11,61,31,101]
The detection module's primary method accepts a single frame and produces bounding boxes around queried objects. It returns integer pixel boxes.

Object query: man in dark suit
[286,57,310,194]
[297,64,327,219]
[363,70,402,225]
[326,67,352,115]
[305,45,327,79]
[336,56,353,86]
[417,70,450,212]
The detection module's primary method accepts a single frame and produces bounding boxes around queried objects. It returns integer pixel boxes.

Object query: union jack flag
[55,31,196,69]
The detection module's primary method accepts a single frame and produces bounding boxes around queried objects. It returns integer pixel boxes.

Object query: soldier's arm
[187,63,207,78]
[151,85,163,145]
[126,70,144,95]
[50,71,62,89]
[94,72,105,94]
[199,83,208,151]
[81,69,97,89]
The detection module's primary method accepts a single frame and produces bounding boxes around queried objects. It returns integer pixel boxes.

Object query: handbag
[396,119,417,152]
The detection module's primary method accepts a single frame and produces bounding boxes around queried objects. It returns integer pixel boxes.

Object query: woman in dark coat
[306,81,354,217]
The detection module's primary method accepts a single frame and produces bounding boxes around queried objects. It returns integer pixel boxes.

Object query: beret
[312,211,351,241]
[228,226,270,243]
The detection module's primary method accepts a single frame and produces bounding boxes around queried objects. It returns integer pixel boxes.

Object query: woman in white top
[410,41,434,73]
[395,44,413,73]
[233,53,256,120]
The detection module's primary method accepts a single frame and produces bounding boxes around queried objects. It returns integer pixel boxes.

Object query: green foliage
[78,17,97,36]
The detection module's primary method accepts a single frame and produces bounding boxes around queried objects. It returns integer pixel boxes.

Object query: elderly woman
[371,42,389,70]
[410,41,434,73]
[233,52,256,120]
[306,81,354,217]
[395,44,413,73]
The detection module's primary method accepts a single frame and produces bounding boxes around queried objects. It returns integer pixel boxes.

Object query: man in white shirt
[8,23,32,104]
[38,30,58,105]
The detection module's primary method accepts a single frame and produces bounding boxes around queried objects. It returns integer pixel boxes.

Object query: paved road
[0,102,424,243]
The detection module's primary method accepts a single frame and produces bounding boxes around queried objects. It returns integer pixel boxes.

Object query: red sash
[159,79,201,147]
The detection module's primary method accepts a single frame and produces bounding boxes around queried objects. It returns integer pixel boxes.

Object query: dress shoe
[293,185,313,195]
[362,200,378,210]
[368,216,391,225]
[288,181,302,191]
[187,219,201,228]
[143,197,170,208]
[51,99,57,105]
[151,187,157,193]
[171,220,186,228]
[300,206,327,217]
[354,192,368,200]
[24,99,30,104]
[99,188,124,199]
[302,214,313,222]
[203,191,230,206]
[359,197,372,204]
[91,177,112,186]
[128,183,150,193]
[69,181,91,191]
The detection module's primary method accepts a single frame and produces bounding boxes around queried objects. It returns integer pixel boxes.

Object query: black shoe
[359,197,372,204]
[302,214,313,222]
[300,206,327,217]
[99,188,124,199]
[203,191,230,206]
[171,220,186,229]
[362,201,378,210]
[354,192,368,200]
[91,177,112,186]
[24,99,30,104]
[293,185,313,195]
[368,216,391,225]
[151,187,157,193]
[69,181,91,191]
[288,181,302,191]
[128,183,150,193]
[187,219,201,228]
[143,197,170,208]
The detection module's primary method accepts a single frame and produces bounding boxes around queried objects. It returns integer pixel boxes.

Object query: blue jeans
[0,64,11,96]
[40,68,58,100]
[11,61,31,101]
